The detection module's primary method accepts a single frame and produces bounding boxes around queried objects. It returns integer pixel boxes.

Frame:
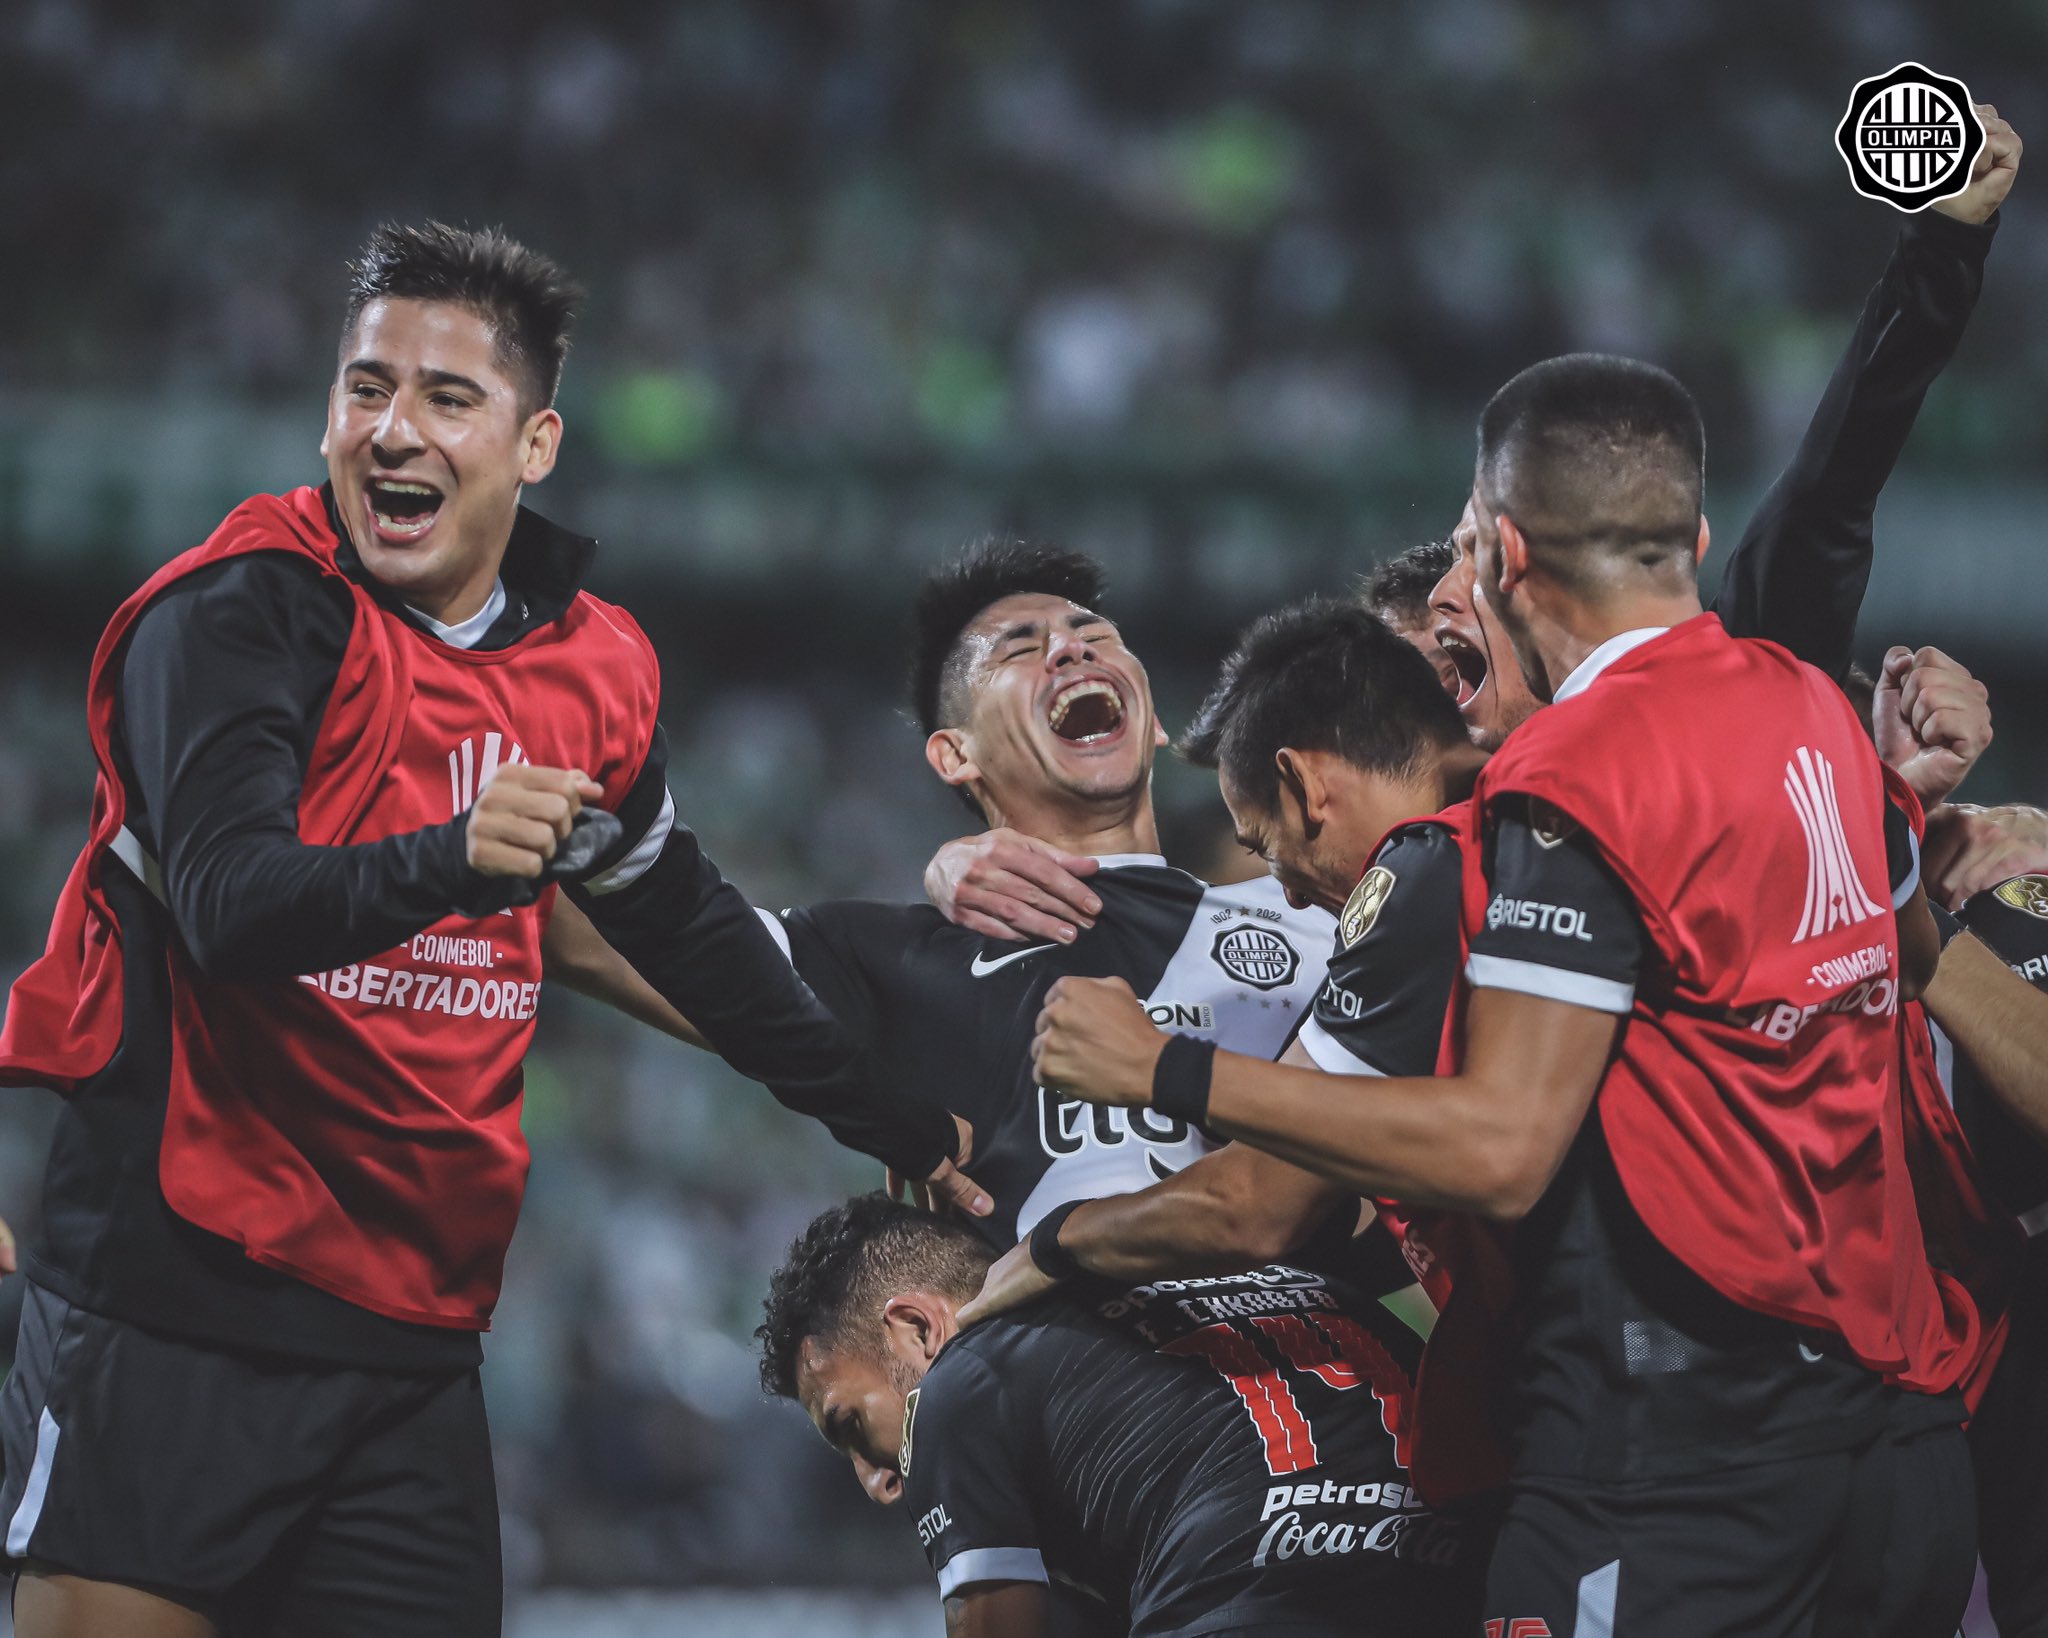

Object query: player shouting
[0,223,974,1638]
[1031,358,1985,1636]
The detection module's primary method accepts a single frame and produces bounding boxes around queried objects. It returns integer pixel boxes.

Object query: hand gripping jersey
[768,860,1331,1245]
[1458,614,1972,1387]
[902,1262,1466,1637]
[0,488,658,1328]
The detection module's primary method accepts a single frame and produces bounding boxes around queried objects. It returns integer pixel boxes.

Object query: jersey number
[1160,1312,1414,1477]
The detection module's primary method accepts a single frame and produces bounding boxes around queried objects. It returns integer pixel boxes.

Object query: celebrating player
[758,1194,1465,1638]
[546,537,1339,1247]
[0,224,976,1638]
[1032,356,1986,1635]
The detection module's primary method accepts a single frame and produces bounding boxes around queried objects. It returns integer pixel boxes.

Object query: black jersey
[901,1261,1465,1638]
[766,859,1331,1245]
[1297,820,1463,1082]
[1938,874,2048,1226]
[1939,875,2048,1637]
[1464,795,1929,1482]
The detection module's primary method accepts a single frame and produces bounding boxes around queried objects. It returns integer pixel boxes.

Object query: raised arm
[1711,106,2019,676]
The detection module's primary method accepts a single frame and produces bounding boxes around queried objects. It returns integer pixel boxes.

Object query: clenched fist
[1873,645,1991,806]
[465,764,605,879]
[1030,976,1167,1108]
[1933,104,2023,225]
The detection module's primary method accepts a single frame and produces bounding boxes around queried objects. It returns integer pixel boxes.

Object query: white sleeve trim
[1296,1017,1388,1078]
[937,1546,1048,1596]
[582,788,675,895]
[1891,827,1922,911]
[754,905,793,964]
[1465,952,1635,1015]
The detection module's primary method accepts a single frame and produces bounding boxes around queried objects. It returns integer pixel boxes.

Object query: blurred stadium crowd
[0,0,2043,1616]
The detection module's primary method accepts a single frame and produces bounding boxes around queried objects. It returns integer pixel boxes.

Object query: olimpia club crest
[1836,63,1983,212]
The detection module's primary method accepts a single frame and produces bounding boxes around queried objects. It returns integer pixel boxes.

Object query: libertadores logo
[1784,747,1885,944]
[1836,63,1983,211]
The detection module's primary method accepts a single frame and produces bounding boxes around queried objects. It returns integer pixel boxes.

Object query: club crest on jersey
[1212,925,1301,990]
[1994,876,2048,921]
[899,1387,920,1477]
[1526,798,1579,850]
[1784,747,1886,943]
[1341,867,1395,950]
[447,731,528,816]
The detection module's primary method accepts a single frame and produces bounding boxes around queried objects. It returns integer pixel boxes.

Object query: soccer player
[0,224,976,1638]
[1032,357,1984,1635]
[1425,113,2015,749]
[758,1194,1465,1638]
[547,537,1338,1248]
[1360,541,1460,699]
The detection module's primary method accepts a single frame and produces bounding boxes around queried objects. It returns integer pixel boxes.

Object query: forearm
[1059,1151,1348,1280]
[1716,213,1992,675]
[1922,932,2048,1146]
[943,1583,1047,1638]
[572,832,956,1175]
[1203,1051,1537,1218]
[167,816,516,980]
[543,897,710,1048]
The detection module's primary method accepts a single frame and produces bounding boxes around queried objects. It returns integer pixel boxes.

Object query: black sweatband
[1028,1199,1087,1284]
[1152,1033,1216,1128]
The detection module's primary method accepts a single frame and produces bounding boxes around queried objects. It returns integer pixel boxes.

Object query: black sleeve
[1466,796,1644,1015]
[1299,825,1464,1078]
[1956,876,2048,985]
[118,553,523,982]
[566,839,958,1178]
[1711,211,1996,679]
[900,1352,1048,1598]
[777,902,890,1049]
[1884,797,1921,907]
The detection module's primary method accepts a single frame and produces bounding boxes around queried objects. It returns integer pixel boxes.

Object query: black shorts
[0,1280,500,1636]
[1482,1403,1975,1638]
[1971,1257,2048,1638]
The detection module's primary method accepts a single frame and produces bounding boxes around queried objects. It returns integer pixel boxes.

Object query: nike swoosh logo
[1797,1343,1825,1365]
[969,943,1058,977]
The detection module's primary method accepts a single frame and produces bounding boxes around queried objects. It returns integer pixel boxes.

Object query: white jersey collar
[1552,626,1670,703]
[409,579,507,650]
[1092,852,1169,870]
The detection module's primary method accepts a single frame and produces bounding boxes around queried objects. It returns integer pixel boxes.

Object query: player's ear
[1274,747,1325,837]
[1495,514,1530,593]
[1153,716,1169,749]
[521,407,563,485]
[1694,514,1711,566]
[881,1294,945,1364]
[926,729,980,792]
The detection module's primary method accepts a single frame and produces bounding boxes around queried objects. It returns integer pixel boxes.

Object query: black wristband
[1028,1199,1087,1284]
[1151,1033,1216,1128]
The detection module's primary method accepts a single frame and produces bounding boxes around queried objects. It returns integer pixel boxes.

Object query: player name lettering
[1173,1286,1340,1326]
[1807,942,1890,989]
[1484,896,1593,942]
[408,933,499,969]
[298,963,540,1021]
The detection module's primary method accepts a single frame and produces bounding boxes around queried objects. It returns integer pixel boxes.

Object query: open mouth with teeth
[1047,678,1127,744]
[1436,628,1489,708]
[365,479,446,542]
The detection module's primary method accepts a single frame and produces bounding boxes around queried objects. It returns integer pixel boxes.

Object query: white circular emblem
[1212,925,1301,991]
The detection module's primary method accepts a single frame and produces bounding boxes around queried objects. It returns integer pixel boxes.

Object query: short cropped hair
[1179,597,1467,810]
[756,1194,993,1400]
[1360,539,1456,631]
[1476,354,1705,589]
[908,537,1107,736]
[343,222,582,415]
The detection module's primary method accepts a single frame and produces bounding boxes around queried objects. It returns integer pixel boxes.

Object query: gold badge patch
[899,1386,920,1477]
[1341,866,1396,949]
[1528,797,1580,850]
[1994,876,2048,920]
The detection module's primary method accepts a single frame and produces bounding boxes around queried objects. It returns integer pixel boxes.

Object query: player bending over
[759,1194,1468,1638]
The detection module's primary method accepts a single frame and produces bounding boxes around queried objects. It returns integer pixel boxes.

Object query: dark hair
[908,537,1108,736]
[342,222,582,415]
[1475,354,1705,588]
[1179,597,1467,811]
[1360,539,1456,631]
[756,1194,993,1400]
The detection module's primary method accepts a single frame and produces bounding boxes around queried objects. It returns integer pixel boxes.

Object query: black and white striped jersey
[760,856,1332,1245]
